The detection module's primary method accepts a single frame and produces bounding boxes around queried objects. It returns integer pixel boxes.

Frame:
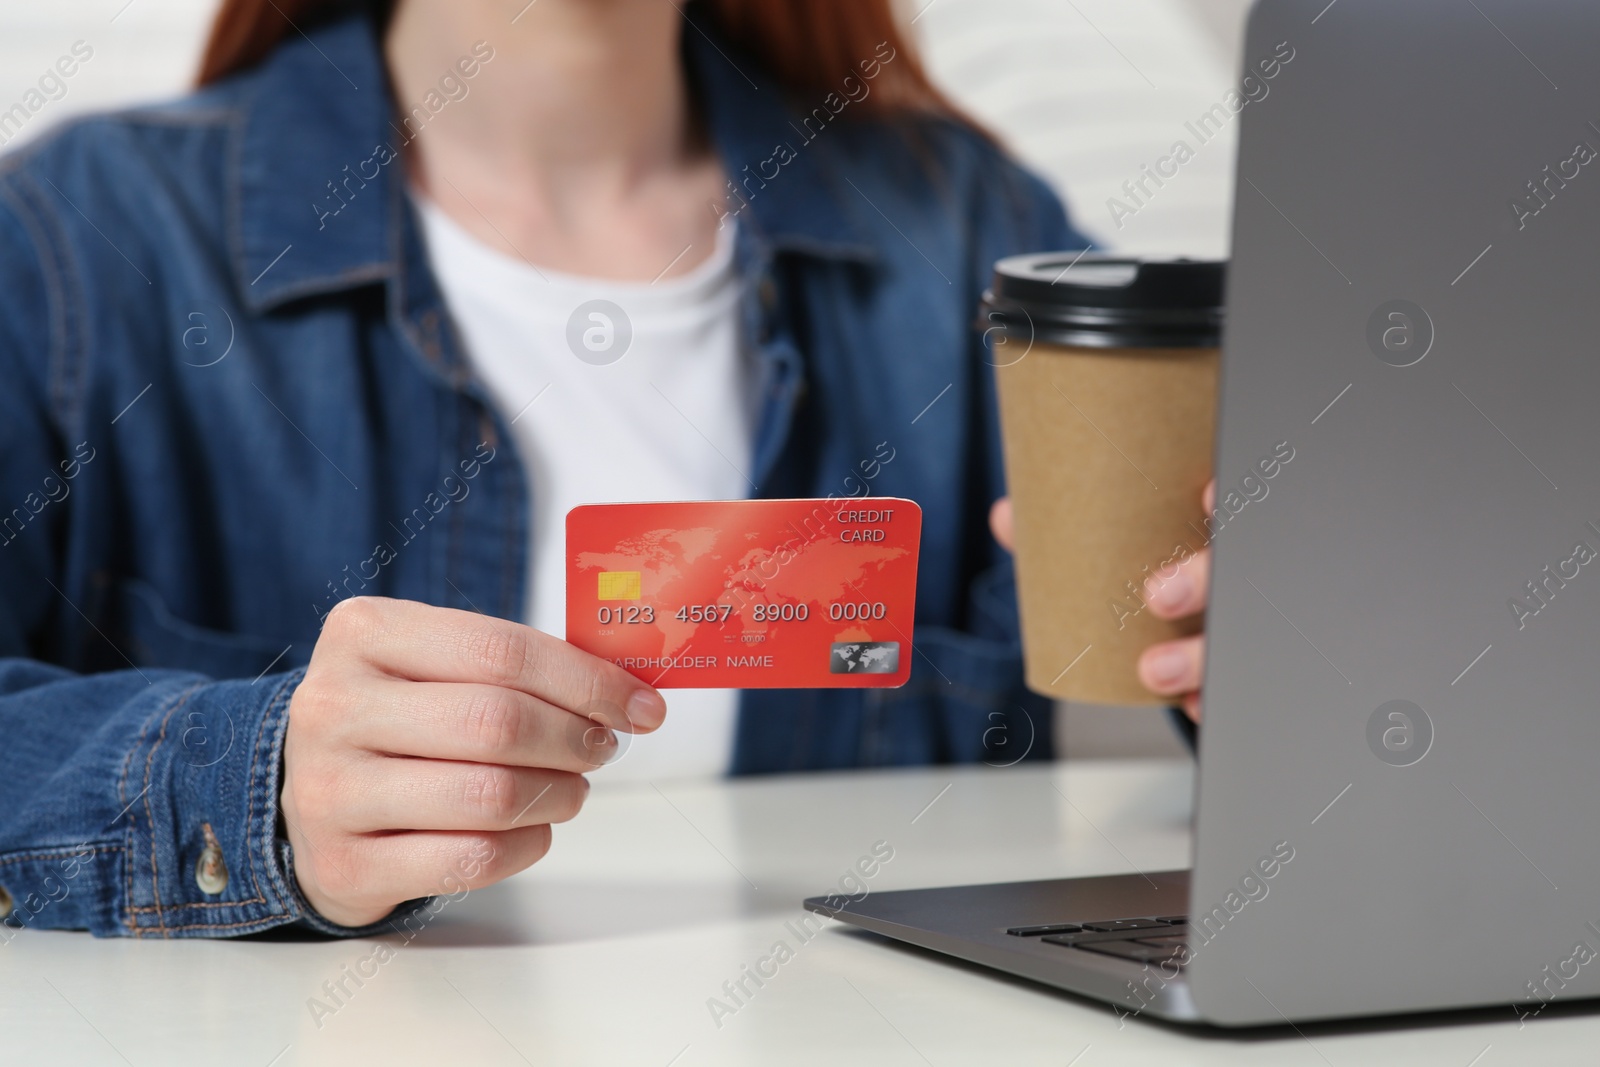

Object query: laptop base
[806,869,1199,1023]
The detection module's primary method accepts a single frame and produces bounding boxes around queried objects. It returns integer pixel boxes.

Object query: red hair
[197,0,969,122]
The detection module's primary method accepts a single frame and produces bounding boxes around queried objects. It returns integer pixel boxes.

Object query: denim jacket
[0,8,1084,938]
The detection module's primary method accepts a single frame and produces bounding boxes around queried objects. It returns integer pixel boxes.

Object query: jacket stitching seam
[255,671,303,915]
[117,691,156,935]
[24,174,88,434]
[126,915,291,933]
[125,675,298,916]
[139,683,204,937]
[247,670,296,908]
[126,897,263,911]
[226,101,248,310]
[0,847,120,867]
[114,109,238,127]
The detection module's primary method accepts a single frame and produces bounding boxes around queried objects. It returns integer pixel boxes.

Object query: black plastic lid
[980,254,1225,349]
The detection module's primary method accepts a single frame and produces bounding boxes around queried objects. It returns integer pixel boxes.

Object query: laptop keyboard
[1006,915,1190,968]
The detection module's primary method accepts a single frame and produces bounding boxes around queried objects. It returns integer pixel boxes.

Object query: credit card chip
[597,571,643,601]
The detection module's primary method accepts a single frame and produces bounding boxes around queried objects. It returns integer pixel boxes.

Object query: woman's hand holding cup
[1135,480,1213,722]
[990,480,1213,724]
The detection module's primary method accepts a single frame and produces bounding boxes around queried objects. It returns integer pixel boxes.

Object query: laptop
[807,0,1600,1026]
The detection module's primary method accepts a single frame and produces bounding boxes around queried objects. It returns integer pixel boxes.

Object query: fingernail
[1145,571,1194,614]
[1142,647,1189,691]
[626,689,667,729]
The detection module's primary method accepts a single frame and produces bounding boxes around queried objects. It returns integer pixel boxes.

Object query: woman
[0,0,1089,938]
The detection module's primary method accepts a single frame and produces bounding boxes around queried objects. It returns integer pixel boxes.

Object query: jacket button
[0,885,12,920]
[195,823,228,896]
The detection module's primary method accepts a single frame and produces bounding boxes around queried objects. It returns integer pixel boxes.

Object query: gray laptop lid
[1194,0,1600,1024]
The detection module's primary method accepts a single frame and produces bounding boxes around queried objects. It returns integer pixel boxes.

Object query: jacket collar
[234,12,396,311]
[233,8,875,311]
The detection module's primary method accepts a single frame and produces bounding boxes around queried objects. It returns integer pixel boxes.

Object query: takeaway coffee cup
[981,254,1224,706]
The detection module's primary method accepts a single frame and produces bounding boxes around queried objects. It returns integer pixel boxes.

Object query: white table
[2,760,1591,1065]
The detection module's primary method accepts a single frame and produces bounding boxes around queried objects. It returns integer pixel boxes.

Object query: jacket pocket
[112,577,309,681]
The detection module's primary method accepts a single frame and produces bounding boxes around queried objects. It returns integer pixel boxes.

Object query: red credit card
[566,498,922,688]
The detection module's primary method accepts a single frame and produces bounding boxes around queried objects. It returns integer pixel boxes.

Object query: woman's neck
[385,0,725,279]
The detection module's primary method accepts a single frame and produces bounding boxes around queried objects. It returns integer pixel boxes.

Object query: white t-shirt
[414,196,750,780]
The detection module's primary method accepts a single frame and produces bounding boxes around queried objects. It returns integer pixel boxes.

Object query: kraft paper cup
[982,255,1224,706]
